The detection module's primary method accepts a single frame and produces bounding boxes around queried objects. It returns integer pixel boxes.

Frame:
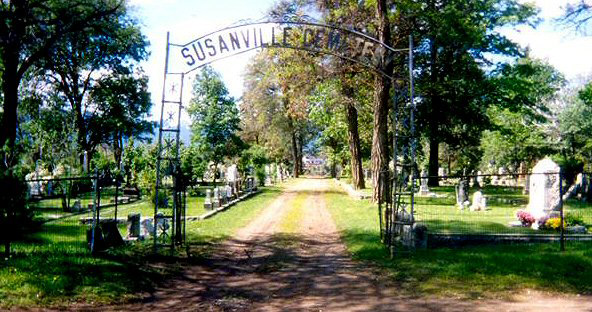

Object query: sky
[128,0,592,125]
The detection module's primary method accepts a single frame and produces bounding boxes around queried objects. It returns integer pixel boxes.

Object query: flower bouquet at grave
[516,210,536,227]
[543,217,565,231]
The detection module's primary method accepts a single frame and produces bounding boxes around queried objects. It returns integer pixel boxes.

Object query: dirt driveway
[65,179,592,311]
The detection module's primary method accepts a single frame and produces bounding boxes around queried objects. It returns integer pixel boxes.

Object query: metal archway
[153,20,417,253]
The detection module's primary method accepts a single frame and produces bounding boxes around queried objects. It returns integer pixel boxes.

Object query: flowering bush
[545,218,565,230]
[516,210,536,227]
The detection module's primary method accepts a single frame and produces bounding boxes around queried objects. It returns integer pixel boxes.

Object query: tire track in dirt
[55,178,592,312]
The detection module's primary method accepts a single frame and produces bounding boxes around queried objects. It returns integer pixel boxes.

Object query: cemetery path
[64,178,592,312]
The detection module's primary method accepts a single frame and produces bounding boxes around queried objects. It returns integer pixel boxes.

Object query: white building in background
[302,155,327,176]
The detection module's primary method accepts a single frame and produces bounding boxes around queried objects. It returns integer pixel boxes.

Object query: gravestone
[226,164,239,195]
[72,200,82,212]
[470,191,487,211]
[247,177,254,192]
[265,165,272,185]
[127,213,141,238]
[204,189,213,210]
[140,214,171,237]
[226,185,233,201]
[472,171,480,188]
[276,164,283,182]
[363,168,371,182]
[477,171,484,186]
[563,173,583,201]
[455,180,470,209]
[141,218,153,237]
[212,187,220,209]
[419,170,430,196]
[523,174,530,195]
[220,186,227,205]
[100,219,124,249]
[527,158,560,221]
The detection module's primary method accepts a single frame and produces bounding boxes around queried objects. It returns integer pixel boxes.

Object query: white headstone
[470,191,486,211]
[527,158,560,220]
[276,164,283,182]
[419,170,430,195]
[226,185,232,199]
[265,164,272,185]
[438,167,445,177]
[226,164,238,183]
[83,151,88,173]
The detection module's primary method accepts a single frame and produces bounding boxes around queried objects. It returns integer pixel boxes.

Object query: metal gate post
[155,32,187,253]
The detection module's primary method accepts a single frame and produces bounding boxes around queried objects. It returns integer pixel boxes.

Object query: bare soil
[27,179,592,311]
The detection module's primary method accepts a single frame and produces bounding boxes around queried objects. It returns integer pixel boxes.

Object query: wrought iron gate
[379,37,417,256]
[154,33,187,252]
[154,21,415,252]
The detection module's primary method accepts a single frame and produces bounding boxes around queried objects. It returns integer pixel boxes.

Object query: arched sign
[167,21,408,79]
[153,20,415,251]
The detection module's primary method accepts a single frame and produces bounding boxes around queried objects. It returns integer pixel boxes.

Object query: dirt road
[81,179,592,311]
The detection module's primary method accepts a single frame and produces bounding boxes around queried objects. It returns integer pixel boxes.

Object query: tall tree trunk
[371,0,393,203]
[330,155,337,178]
[427,32,440,187]
[291,130,299,178]
[297,133,303,174]
[1,55,21,257]
[342,81,365,189]
[346,100,365,189]
[114,133,123,165]
[0,58,19,154]
[428,138,440,186]
[73,95,89,168]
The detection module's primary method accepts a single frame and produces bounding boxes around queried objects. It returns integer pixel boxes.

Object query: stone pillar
[455,180,469,209]
[127,213,141,238]
[419,170,430,195]
[212,187,220,209]
[204,189,213,210]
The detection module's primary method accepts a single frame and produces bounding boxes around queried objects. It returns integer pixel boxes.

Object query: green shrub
[565,213,585,226]
[150,188,169,208]
[255,165,266,186]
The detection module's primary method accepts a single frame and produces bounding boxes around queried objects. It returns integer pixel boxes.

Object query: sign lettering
[171,23,386,74]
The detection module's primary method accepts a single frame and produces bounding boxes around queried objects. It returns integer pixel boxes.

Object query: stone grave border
[333,178,370,200]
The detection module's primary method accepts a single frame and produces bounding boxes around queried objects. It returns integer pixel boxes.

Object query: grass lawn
[325,181,592,298]
[415,185,592,234]
[29,184,224,222]
[338,178,592,234]
[0,185,285,308]
[96,196,206,220]
[186,185,284,245]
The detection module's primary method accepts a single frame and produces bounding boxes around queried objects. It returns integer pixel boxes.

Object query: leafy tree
[121,137,150,186]
[559,83,592,168]
[309,80,349,177]
[188,66,245,183]
[560,1,592,33]
[241,47,319,177]
[481,57,564,172]
[408,0,538,186]
[43,4,148,169]
[180,144,207,188]
[239,144,270,186]
[0,0,129,159]
[88,71,154,165]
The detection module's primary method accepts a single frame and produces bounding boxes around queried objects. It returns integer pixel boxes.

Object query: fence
[3,173,144,258]
[380,169,592,251]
